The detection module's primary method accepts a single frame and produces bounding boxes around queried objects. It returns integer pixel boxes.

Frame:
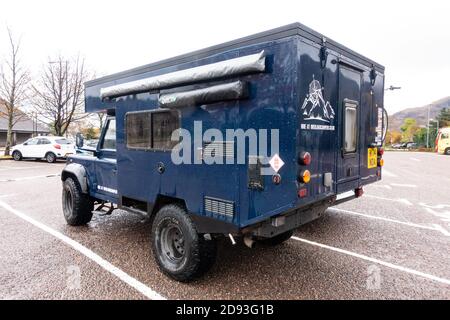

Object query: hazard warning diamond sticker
[269,154,285,173]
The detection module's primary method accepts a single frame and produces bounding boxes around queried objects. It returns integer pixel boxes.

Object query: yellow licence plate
[367,148,377,169]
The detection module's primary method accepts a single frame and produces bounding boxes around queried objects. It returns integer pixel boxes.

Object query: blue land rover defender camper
[61,23,386,281]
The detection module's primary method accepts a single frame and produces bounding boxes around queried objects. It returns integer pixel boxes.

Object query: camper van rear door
[337,66,362,183]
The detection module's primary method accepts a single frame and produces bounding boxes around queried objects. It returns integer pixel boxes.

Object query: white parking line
[381,169,398,177]
[329,208,441,233]
[369,184,393,190]
[390,183,418,188]
[0,174,60,182]
[291,236,450,286]
[0,200,166,300]
[420,203,450,210]
[432,224,450,237]
[364,194,413,206]
[0,194,17,198]
[410,157,421,162]
[0,166,44,171]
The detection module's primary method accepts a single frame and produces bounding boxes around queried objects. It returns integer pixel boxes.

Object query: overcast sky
[1,0,449,114]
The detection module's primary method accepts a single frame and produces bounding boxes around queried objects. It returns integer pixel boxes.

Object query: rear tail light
[378,148,384,156]
[298,188,307,198]
[298,170,311,184]
[298,152,312,165]
[54,144,61,149]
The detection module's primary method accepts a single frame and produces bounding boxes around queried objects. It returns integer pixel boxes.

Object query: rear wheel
[62,177,93,226]
[46,152,56,163]
[151,204,217,282]
[445,148,450,155]
[258,230,294,246]
[12,151,22,161]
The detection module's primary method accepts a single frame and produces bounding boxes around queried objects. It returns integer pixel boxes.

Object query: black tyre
[12,150,22,161]
[151,205,217,282]
[46,152,56,163]
[258,230,294,246]
[445,148,450,155]
[62,177,93,226]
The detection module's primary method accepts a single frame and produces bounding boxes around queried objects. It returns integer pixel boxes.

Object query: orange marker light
[378,159,384,167]
[298,170,311,184]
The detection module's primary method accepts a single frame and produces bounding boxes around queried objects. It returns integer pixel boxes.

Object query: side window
[441,133,449,139]
[126,110,179,150]
[101,119,116,150]
[26,138,39,146]
[126,112,152,149]
[152,111,179,150]
[38,138,51,145]
[343,101,358,154]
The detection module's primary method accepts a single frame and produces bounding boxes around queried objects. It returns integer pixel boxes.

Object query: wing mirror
[75,133,85,148]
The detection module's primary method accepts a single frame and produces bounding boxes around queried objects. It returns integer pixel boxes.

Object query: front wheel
[46,152,56,163]
[151,205,217,282]
[62,177,93,226]
[12,151,22,161]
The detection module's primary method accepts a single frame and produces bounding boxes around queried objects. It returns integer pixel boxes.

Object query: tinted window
[55,138,72,144]
[344,102,358,153]
[101,119,116,150]
[441,133,449,139]
[126,112,152,149]
[152,111,179,150]
[25,138,38,146]
[126,111,179,150]
[38,138,51,145]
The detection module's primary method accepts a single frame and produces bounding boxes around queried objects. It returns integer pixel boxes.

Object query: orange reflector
[298,170,311,184]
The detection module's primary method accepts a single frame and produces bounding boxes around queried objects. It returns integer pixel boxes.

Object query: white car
[11,136,76,163]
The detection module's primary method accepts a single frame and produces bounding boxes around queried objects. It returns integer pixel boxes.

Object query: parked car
[436,127,450,155]
[406,142,418,149]
[11,136,76,163]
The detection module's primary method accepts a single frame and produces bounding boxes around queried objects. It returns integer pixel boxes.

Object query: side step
[92,202,115,216]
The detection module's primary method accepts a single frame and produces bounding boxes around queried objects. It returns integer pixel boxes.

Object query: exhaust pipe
[243,236,256,249]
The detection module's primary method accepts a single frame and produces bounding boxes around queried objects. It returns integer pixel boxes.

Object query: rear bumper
[190,196,336,238]
[242,197,333,239]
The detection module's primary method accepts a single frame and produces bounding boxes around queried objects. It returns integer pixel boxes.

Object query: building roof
[0,100,50,133]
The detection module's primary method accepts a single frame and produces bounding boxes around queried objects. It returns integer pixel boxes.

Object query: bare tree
[97,112,106,128]
[31,55,89,136]
[0,28,30,156]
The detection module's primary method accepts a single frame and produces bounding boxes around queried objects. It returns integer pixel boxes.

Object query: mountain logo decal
[301,76,335,124]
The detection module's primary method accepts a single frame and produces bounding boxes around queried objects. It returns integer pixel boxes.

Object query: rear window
[55,139,72,144]
[344,101,358,154]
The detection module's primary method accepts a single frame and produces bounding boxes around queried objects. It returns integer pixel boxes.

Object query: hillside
[389,96,450,131]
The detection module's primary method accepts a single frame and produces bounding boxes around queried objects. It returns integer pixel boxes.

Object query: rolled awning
[100,50,265,99]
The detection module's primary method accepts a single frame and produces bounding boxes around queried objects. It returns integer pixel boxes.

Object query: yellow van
[437,127,450,155]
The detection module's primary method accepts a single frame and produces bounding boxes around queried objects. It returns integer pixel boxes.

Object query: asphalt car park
[0,151,449,299]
